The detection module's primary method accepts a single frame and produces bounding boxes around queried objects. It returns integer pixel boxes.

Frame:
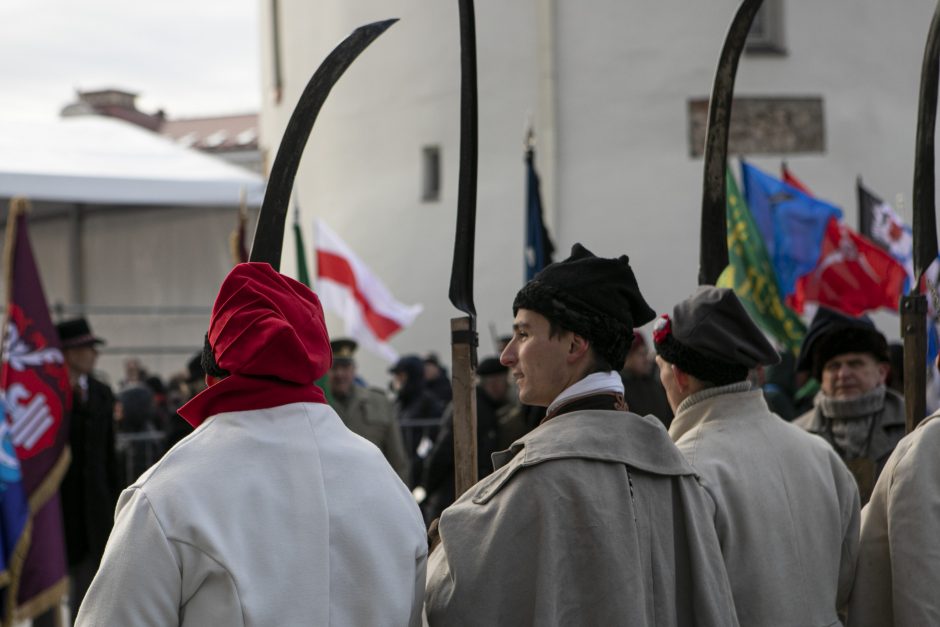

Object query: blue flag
[0,398,29,589]
[524,148,555,281]
[741,161,842,298]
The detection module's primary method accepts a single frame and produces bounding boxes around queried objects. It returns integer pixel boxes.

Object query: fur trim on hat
[812,326,889,380]
[513,280,631,370]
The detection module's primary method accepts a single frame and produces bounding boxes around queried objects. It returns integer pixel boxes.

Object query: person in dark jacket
[55,318,118,621]
[423,353,453,407]
[422,357,511,522]
[390,355,443,488]
[620,331,673,427]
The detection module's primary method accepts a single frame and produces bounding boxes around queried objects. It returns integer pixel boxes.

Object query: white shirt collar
[546,371,624,416]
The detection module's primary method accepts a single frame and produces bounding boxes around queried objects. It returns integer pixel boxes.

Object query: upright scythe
[699,0,764,285]
[249,19,398,269]
[449,0,480,498]
[903,0,940,433]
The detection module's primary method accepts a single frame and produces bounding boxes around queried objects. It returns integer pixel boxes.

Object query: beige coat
[847,413,940,627]
[332,384,410,481]
[425,410,740,627]
[669,386,860,626]
[76,402,427,626]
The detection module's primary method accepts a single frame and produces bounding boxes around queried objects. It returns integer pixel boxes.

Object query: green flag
[294,219,333,403]
[294,220,312,287]
[717,167,806,354]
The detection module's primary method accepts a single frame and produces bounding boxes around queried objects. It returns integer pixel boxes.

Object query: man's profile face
[64,345,98,376]
[329,362,356,397]
[820,351,888,400]
[499,309,572,407]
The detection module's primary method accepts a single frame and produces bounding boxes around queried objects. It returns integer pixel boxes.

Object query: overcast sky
[1,0,260,121]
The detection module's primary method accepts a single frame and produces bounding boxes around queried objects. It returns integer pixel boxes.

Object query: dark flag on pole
[857,179,914,284]
[524,140,555,281]
[0,198,71,624]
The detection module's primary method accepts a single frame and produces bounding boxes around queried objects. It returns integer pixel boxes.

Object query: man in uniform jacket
[847,406,940,626]
[76,263,427,626]
[425,244,739,627]
[655,287,860,626]
[55,318,119,621]
[794,307,905,504]
[328,337,410,482]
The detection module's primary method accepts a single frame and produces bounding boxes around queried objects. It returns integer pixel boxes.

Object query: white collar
[546,371,624,416]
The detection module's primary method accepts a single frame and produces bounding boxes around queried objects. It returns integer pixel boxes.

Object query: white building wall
[262,0,935,386]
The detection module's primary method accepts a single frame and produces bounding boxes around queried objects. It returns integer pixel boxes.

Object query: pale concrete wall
[262,0,935,386]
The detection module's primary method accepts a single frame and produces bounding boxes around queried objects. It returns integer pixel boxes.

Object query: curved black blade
[699,0,764,285]
[912,1,940,285]
[448,0,478,317]
[250,18,398,270]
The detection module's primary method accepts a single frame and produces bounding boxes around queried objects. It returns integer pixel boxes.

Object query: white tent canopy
[0,116,265,206]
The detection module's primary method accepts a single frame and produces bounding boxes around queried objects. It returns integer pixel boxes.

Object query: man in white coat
[847,407,940,625]
[655,286,860,626]
[425,245,740,626]
[76,262,427,626]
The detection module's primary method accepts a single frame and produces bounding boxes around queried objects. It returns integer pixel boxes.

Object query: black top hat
[55,318,104,349]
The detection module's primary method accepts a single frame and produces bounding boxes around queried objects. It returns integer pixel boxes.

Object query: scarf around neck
[178,374,326,428]
[543,371,626,422]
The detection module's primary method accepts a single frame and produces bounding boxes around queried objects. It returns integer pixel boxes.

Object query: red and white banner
[314,219,422,362]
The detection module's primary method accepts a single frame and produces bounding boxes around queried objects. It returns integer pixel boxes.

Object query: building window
[745,0,786,56]
[422,146,441,202]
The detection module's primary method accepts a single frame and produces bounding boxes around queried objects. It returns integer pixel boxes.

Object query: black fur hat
[512,243,656,369]
[797,307,889,380]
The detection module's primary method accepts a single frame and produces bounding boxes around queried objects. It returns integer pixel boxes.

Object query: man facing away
[76,262,427,626]
[655,286,860,626]
[328,337,410,482]
[794,307,905,504]
[425,244,739,627]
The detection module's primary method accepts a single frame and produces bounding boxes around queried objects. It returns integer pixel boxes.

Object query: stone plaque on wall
[687,96,825,157]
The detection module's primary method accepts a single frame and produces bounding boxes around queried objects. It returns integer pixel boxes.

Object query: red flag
[789,217,908,316]
[781,162,813,196]
[0,198,71,623]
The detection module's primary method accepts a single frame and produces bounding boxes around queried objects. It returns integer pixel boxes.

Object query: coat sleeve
[75,488,181,626]
[836,461,861,615]
[883,430,940,626]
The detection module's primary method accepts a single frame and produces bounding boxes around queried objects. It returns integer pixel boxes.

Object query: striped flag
[313,219,422,362]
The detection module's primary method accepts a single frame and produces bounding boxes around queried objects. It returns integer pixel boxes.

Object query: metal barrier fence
[115,431,166,486]
[114,419,444,487]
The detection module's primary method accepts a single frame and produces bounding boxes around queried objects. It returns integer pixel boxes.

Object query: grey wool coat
[847,413,940,627]
[669,386,860,627]
[425,409,740,627]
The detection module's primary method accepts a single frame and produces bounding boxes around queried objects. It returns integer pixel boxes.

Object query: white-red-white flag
[314,218,422,361]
